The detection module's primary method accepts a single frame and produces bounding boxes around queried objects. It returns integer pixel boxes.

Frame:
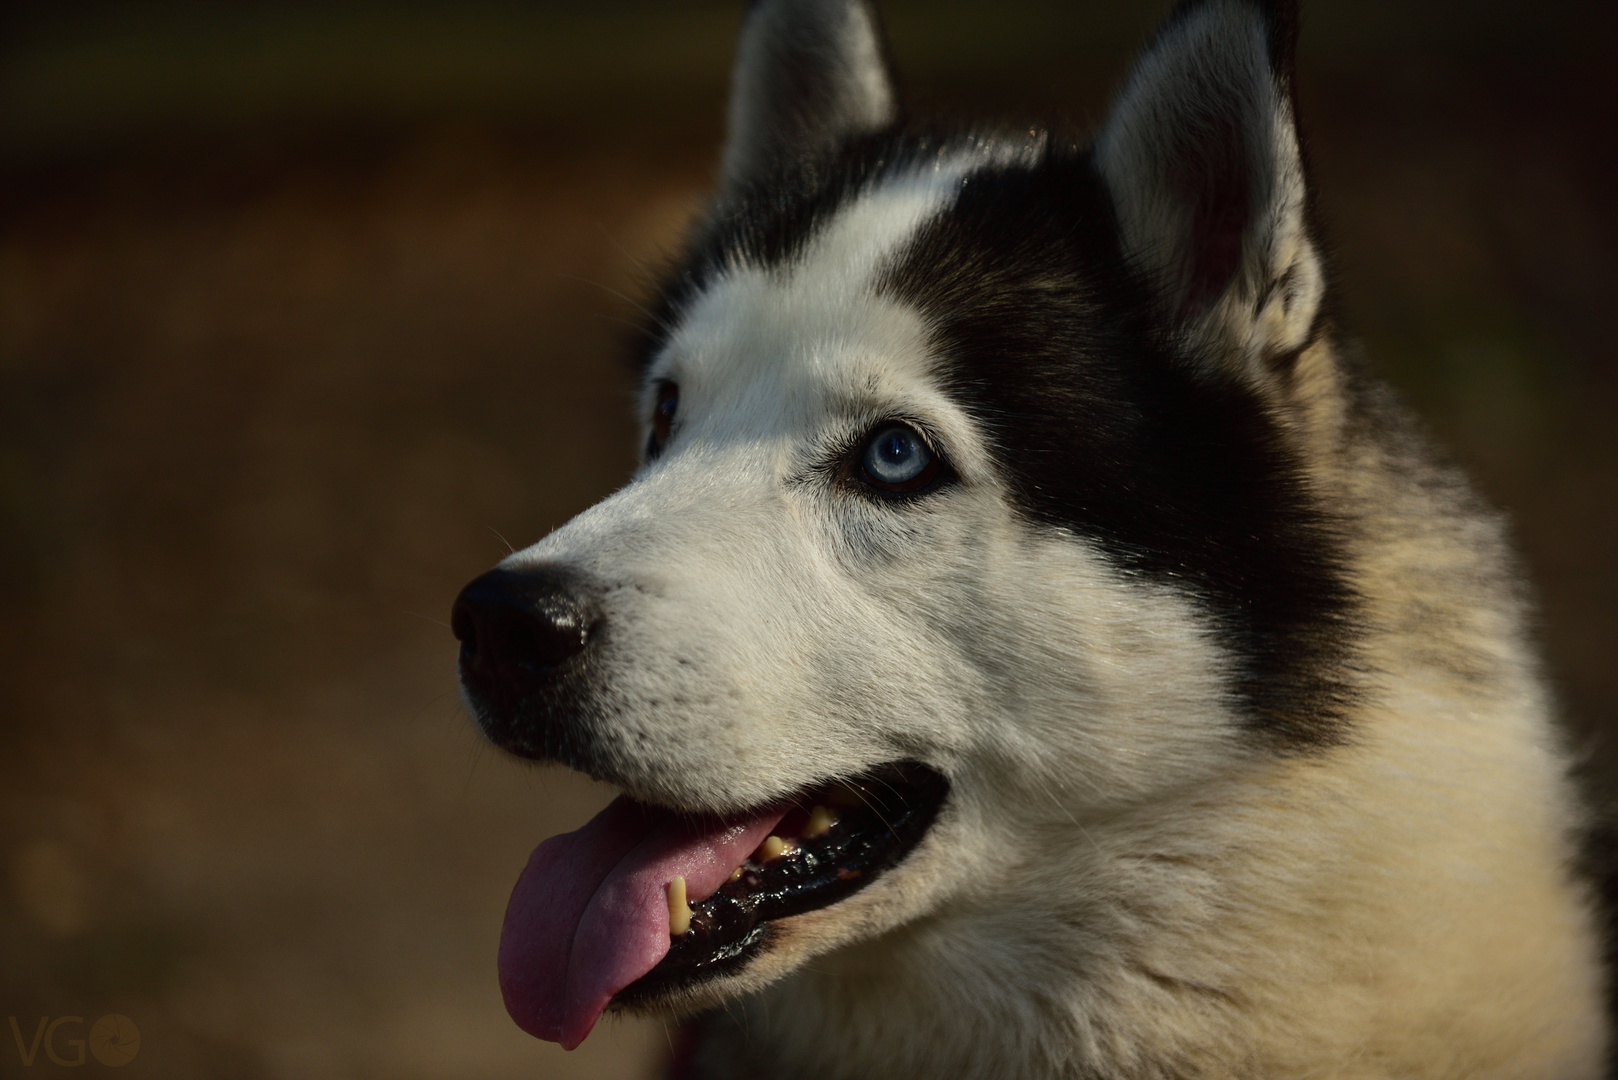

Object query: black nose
[451,567,596,703]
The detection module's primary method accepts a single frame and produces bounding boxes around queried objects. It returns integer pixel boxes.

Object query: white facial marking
[506,154,1244,823]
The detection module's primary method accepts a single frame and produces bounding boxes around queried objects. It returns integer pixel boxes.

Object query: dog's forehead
[656,164,975,420]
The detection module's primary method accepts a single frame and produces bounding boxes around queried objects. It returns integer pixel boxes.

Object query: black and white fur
[469,0,1610,1075]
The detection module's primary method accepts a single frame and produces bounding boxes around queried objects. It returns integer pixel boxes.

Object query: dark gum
[611,762,950,1007]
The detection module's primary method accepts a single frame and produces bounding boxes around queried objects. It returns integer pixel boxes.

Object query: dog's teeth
[757,835,789,861]
[805,805,837,838]
[667,876,692,936]
[728,866,744,883]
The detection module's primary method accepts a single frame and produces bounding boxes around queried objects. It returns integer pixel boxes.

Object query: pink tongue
[499,795,787,1049]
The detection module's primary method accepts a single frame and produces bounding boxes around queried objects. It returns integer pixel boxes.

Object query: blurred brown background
[1,1,1614,1077]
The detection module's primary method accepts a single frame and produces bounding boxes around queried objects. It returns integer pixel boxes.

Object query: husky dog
[451,0,1611,1075]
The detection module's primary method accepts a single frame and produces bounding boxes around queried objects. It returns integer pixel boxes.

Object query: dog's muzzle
[451,565,599,758]
[453,564,954,1041]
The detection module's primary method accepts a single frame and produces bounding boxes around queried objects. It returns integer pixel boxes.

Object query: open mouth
[618,761,949,1005]
[498,761,949,1048]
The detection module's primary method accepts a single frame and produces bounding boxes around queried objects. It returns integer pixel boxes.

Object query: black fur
[883,145,1358,748]
[720,0,900,196]
[1160,0,1299,79]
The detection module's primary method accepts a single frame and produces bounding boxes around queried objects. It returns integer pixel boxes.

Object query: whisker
[403,610,452,630]
[556,272,674,336]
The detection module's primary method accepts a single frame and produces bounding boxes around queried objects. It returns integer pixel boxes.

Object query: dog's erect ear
[1096,0,1324,373]
[719,0,898,193]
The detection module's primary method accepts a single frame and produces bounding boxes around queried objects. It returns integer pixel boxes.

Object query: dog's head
[454,0,1357,1047]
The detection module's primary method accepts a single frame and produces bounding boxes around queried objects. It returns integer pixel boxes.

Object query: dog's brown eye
[648,382,678,456]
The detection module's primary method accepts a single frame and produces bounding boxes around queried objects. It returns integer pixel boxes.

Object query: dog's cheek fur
[583,483,1254,1020]
[831,484,1250,807]
[502,451,982,813]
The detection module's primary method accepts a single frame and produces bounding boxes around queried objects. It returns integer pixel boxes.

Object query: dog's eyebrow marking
[635,139,1042,376]
[772,165,971,291]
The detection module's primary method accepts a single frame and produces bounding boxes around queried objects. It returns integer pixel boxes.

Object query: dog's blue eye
[860,424,939,493]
